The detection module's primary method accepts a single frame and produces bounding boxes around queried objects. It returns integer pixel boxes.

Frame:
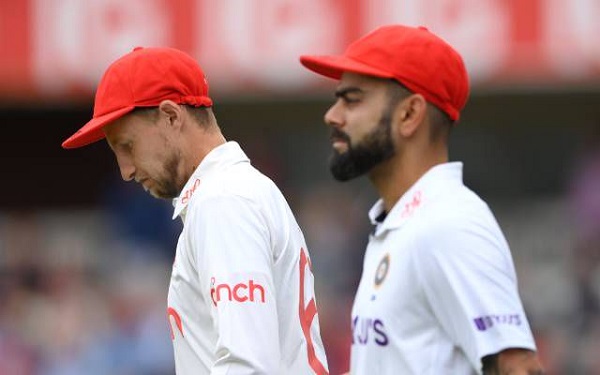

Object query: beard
[149,149,183,199]
[329,107,396,181]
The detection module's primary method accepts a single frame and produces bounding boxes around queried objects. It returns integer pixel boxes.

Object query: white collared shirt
[350,162,536,375]
[168,142,329,375]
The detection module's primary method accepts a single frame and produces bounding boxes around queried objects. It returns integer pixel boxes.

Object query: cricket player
[62,47,329,375]
[300,25,544,374]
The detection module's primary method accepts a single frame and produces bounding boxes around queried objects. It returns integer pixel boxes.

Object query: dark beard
[329,108,396,181]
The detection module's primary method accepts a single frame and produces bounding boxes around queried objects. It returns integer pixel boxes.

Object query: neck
[181,128,226,182]
[369,145,448,213]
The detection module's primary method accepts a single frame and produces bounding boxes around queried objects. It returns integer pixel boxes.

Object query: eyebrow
[334,87,364,99]
[106,136,129,152]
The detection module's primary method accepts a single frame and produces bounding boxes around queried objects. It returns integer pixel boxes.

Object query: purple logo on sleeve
[474,314,522,331]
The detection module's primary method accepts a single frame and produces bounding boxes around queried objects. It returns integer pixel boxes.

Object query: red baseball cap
[300,25,469,122]
[62,47,213,149]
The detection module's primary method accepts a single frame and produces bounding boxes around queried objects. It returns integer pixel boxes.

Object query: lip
[331,139,349,152]
[137,178,150,192]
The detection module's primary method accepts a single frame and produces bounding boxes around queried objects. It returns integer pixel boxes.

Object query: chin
[147,188,166,199]
[152,188,180,200]
[148,190,161,199]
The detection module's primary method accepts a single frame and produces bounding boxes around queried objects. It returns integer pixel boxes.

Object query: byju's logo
[474,314,522,331]
[352,315,389,346]
[210,277,266,306]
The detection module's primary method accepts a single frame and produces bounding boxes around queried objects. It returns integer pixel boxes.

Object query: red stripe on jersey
[167,307,184,339]
[299,248,329,375]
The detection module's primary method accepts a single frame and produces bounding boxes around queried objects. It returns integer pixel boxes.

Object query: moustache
[330,129,351,143]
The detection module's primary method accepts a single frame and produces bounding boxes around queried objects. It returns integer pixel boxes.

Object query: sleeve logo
[210,277,266,306]
[474,314,522,331]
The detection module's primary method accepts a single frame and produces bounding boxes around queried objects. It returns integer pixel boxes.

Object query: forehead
[103,112,150,142]
[338,72,390,91]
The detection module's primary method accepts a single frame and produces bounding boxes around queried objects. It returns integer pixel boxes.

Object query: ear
[394,94,427,138]
[158,100,184,130]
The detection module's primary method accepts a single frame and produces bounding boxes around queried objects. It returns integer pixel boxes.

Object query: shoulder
[184,163,273,204]
[412,185,511,265]
[409,187,519,295]
[419,184,500,238]
[429,183,492,219]
[185,164,287,225]
[210,163,280,201]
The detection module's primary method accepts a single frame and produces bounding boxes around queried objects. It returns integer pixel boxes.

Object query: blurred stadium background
[1,1,600,374]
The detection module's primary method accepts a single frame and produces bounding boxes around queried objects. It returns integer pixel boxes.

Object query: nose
[324,101,344,128]
[116,155,136,182]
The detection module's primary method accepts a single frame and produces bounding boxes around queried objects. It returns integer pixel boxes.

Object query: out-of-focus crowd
[0,206,176,375]
[2,133,600,375]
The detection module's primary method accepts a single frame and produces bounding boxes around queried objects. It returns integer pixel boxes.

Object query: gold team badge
[374,253,390,287]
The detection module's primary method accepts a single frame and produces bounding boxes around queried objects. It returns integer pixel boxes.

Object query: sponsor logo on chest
[352,315,389,346]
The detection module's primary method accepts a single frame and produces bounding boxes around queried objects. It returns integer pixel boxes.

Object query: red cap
[62,47,213,149]
[300,25,469,122]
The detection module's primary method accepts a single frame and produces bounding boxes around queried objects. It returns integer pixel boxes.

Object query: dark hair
[386,80,452,142]
[427,105,453,142]
[184,105,212,126]
[386,79,412,108]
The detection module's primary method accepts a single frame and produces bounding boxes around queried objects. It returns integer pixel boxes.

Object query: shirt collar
[172,141,250,220]
[368,162,464,236]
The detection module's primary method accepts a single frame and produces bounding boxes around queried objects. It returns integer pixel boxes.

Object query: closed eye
[118,141,133,154]
[341,95,360,104]
[335,87,364,104]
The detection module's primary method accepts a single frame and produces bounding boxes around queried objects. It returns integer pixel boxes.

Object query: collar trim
[171,141,249,220]
[369,162,463,236]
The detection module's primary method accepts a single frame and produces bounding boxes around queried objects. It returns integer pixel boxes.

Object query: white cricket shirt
[167,142,329,375]
[350,162,536,374]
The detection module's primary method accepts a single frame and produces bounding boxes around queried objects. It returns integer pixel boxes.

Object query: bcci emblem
[374,253,390,287]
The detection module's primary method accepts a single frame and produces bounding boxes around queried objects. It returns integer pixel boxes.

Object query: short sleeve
[413,214,537,371]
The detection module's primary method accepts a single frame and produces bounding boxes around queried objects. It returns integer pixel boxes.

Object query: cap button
[133,46,144,52]
[418,26,429,31]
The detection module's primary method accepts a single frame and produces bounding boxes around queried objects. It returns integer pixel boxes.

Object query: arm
[482,348,544,374]
[190,194,280,374]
